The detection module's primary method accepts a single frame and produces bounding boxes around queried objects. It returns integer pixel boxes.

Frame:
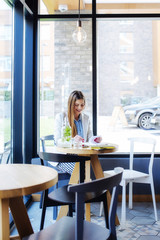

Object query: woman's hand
[94,136,102,143]
[74,135,84,142]
[89,135,102,144]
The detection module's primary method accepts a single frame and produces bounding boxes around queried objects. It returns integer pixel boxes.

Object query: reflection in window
[119,33,133,53]
[0,56,11,71]
[120,61,134,81]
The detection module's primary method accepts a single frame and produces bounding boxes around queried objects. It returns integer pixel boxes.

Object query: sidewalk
[98,116,160,153]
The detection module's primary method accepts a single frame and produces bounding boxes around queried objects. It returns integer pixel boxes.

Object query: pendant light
[72,0,87,43]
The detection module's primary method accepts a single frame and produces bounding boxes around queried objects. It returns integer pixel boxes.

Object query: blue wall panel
[12,1,23,163]
[96,156,160,195]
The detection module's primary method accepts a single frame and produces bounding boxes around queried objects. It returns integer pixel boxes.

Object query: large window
[97,19,160,153]
[38,1,160,154]
[0,0,12,163]
[39,20,92,149]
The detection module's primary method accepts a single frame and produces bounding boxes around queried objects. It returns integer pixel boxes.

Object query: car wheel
[138,113,153,130]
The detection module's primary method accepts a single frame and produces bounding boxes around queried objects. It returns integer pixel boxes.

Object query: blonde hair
[68,90,85,137]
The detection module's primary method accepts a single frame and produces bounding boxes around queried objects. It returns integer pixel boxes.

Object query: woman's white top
[54,112,93,144]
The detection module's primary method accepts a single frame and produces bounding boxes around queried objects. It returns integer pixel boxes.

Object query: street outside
[98,116,160,154]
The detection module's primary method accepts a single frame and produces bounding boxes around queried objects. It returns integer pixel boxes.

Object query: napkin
[89,136,102,144]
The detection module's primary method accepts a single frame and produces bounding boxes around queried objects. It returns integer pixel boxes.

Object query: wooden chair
[38,151,90,230]
[23,172,122,240]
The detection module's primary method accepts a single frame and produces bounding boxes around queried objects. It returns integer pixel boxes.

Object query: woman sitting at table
[54,90,102,174]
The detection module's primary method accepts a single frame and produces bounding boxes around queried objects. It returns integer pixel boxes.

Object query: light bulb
[72,20,87,44]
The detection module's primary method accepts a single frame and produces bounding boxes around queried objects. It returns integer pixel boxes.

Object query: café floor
[11,201,160,240]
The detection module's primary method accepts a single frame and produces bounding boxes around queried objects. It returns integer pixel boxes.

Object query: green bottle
[61,117,72,142]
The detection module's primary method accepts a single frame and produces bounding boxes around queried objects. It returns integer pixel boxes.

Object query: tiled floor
[11,201,160,239]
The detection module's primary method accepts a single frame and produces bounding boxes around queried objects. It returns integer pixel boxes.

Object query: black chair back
[68,172,122,240]
[38,152,90,183]
[22,172,122,240]
[38,151,91,229]
[38,151,90,163]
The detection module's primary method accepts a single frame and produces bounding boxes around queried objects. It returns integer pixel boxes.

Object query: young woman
[55,90,93,144]
[54,90,101,174]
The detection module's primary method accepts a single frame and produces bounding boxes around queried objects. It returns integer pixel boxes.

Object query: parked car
[150,109,160,129]
[123,96,160,130]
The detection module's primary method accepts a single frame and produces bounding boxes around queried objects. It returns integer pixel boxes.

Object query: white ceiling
[85,0,160,3]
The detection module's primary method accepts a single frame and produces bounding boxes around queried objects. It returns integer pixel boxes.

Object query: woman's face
[74,99,85,117]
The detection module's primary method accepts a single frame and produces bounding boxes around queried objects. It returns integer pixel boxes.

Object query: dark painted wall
[92,156,160,195]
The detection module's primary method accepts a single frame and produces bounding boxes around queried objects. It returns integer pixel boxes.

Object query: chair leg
[53,206,58,220]
[40,189,48,230]
[99,202,103,216]
[128,182,133,209]
[121,180,126,226]
[150,180,158,221]
[103,195,109,229]
[39,191,44,209]
[40,204,47,230]
[76,193,84,240]
[68,204,73,217]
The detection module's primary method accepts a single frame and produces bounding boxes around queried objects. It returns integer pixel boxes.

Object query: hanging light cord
[78,0,80,22]
[72,0,87,43]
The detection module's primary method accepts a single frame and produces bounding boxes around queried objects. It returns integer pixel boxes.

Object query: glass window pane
[0,0,12,164]
[97,19,160,153]
[39,20,92,150]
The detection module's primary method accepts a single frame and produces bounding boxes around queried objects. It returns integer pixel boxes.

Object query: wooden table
[0,164,58,240]
[56,144,119,224]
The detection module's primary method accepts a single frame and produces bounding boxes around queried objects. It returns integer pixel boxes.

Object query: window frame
[37,3,160,157]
